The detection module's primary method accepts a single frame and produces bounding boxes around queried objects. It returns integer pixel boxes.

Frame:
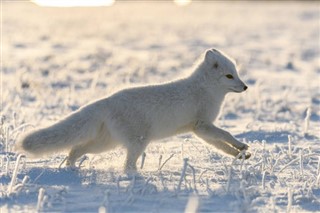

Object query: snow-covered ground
[1,1,320,212]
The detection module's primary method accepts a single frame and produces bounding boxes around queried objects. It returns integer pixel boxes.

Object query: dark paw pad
[239,152,251,160]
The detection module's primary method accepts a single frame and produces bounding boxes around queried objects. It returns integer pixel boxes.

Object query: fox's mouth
[229,85,248,93]
[229,88,243,93]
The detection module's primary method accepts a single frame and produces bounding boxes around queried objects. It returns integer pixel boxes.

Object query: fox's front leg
[193,121,250,159]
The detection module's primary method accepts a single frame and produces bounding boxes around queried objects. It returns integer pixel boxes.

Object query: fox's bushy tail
[16,108,100,156]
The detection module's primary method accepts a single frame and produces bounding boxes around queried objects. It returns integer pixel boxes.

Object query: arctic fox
[16,48,250,171]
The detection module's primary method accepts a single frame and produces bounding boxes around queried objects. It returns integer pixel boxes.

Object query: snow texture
[1,1,320,213]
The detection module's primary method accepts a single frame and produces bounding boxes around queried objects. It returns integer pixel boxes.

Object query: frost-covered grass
[1,1,320,212]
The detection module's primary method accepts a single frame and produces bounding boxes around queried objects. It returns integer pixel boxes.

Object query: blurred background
[2,0,319,125]
[1,1,319,212]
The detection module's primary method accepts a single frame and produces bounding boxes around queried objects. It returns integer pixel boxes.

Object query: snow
[1,1,320,212]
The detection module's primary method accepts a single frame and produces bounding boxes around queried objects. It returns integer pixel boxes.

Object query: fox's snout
[230,83,248,93]
[239,84,248,93]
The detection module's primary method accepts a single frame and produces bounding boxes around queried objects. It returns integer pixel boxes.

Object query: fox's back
[103,79,199,140]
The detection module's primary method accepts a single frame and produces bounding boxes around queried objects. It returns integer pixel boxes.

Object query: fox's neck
[179,65,226,122]
[189,61,208,81]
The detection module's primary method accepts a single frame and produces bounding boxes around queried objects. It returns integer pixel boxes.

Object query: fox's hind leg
[66,122,115,167]
[66,142,91,167]
[124,138,149,172]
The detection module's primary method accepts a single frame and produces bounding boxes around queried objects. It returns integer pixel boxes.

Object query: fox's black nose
[243,85,248,91]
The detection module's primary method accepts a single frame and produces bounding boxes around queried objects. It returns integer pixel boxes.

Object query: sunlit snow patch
[31,0,115,7]
[173,0,192,6]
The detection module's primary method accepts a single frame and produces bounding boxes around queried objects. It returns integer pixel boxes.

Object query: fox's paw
[239,152,251,160]
[238,143,249,151]
[65,158,76,168]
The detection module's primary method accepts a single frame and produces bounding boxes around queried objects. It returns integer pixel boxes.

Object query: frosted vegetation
[1,2,319,212]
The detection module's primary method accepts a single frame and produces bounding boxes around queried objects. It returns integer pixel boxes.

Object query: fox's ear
[205,49,219,62]
[205,49,219,69]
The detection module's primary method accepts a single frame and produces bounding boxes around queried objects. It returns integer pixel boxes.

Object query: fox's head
[201,48,248,93]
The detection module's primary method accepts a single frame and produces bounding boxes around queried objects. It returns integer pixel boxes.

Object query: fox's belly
[149,113,195,140]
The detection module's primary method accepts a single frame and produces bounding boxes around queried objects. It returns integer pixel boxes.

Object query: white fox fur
[16,48,250,171]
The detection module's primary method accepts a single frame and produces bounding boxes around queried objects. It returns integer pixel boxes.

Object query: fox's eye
[213,63,218,69]
[225,74,234,79]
